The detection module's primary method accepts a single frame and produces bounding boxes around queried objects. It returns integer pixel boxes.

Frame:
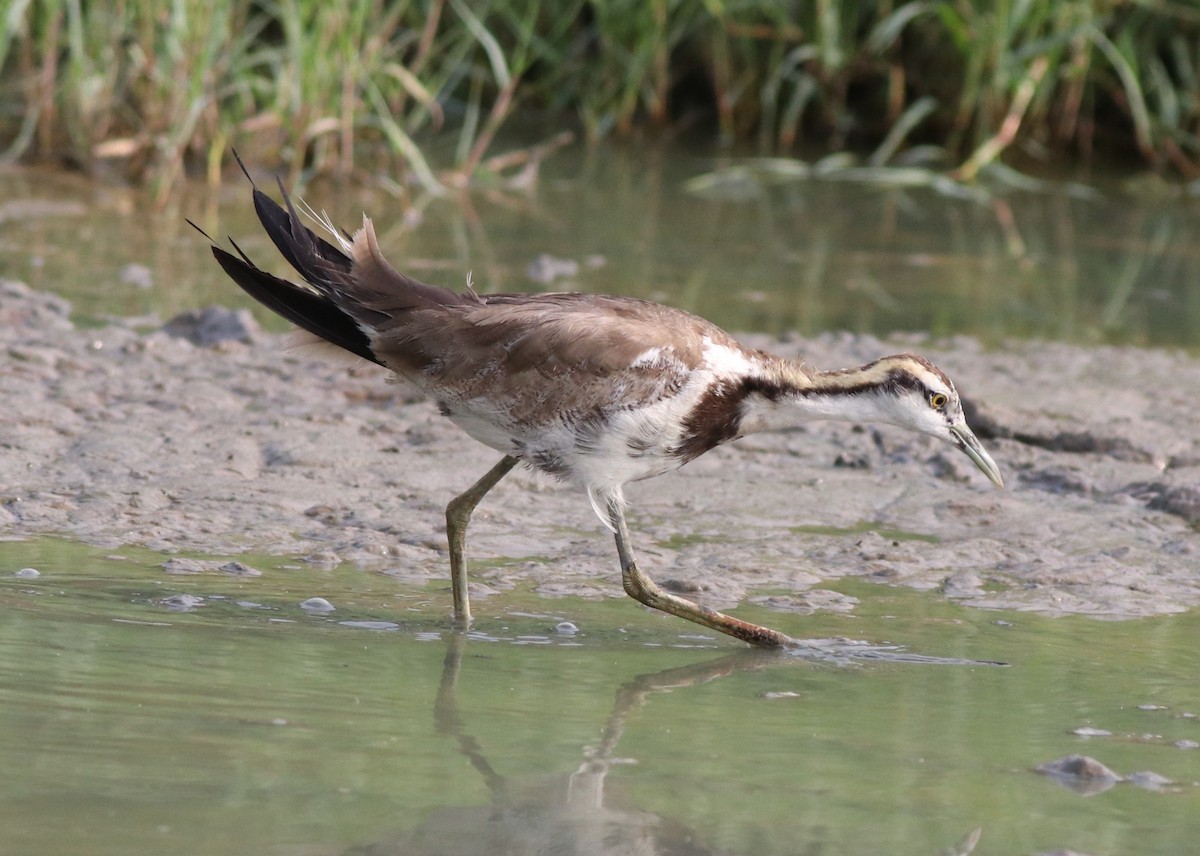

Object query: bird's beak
[949,424,1004,488]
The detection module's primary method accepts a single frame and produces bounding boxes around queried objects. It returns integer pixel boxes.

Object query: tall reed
[2,0,1200,199]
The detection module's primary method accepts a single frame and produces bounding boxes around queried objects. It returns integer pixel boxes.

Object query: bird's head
[865,355,1004,488]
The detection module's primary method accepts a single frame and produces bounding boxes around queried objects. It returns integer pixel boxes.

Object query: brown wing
[373,293,746,424]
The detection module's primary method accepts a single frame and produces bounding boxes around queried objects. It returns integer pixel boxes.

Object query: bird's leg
[446,455,519,626]
[607,500,794,649]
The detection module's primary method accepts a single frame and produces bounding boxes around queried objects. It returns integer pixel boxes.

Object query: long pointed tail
[195,153,469,365]
[209,241,381,365]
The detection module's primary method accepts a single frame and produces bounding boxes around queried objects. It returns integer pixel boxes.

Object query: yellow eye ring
[929,392,948,409]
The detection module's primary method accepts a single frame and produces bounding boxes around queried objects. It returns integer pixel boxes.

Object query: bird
[195,159,1004,649]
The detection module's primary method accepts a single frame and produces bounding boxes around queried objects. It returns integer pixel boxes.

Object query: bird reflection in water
[344,637,989,856]
[346,639,778,856]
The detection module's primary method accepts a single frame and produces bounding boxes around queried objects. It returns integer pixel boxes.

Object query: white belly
[441,369,718,492]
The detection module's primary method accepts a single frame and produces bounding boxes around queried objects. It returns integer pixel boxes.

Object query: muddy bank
[2,278,1197,619]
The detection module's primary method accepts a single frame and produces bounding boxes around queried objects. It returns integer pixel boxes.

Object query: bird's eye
[929,392,948,409]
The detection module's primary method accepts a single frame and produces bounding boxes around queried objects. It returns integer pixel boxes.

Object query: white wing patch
[700,337,759,377]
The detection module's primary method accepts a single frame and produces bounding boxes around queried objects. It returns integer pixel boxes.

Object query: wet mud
[2,279,1197,619]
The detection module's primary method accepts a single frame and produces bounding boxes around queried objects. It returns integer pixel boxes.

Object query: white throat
[738,389,896,436]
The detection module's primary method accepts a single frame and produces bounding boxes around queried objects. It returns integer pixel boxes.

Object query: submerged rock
[159,593,206,611]
[162,557,262,576]
[1127,770,1174,791]
[1035,754,1123,795]
[1069,726,1112,737]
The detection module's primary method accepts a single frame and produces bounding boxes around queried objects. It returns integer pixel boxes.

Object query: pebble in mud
[162,306,260,346]
[1146,485,1200,525]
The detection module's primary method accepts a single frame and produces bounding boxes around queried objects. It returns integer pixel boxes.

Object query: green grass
[3,1,1200,199]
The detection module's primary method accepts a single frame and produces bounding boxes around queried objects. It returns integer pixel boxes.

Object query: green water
[2,146,1199,348]
[2,538,1197,856]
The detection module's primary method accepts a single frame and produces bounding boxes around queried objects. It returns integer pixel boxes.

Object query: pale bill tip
[951,426,1004,489]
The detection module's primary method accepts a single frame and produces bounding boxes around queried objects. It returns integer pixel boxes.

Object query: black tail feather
[252,184,353,291]
[202,151,472,364]
[229,149,353,292]
[211,246,381,366]
[185,218,215,243]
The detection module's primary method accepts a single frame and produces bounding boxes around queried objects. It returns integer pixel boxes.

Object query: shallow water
[2,538,1198,856]
[1,147,1199,348]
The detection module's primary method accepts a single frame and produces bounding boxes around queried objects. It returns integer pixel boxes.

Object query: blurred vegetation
[3,0,1200,202]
